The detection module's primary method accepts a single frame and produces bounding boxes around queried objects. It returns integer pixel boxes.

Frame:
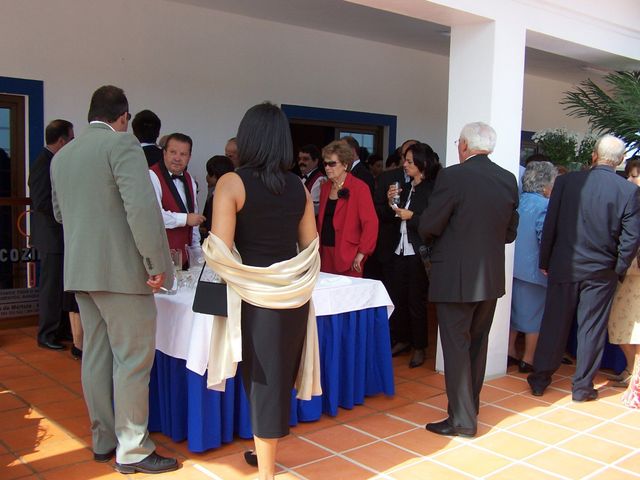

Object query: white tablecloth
[154,272,393,376]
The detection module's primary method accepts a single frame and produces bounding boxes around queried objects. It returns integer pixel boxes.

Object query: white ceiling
[172,0,639,84]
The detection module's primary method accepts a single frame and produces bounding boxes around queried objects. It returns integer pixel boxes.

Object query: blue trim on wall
[521,130,535,142]
[281,104,397,155]
[0,76,44,167]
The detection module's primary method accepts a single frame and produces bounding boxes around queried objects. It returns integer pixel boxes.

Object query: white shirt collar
[90,120,116,132]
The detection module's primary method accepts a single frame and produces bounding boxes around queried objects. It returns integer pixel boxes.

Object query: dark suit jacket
[142,144,163,167]
[28,148,63,254]
[419,154,519,303]
[373,168,406,263]
[350,160,375,196]
[317,173,379,273]
[380,178,434,254]
[540,165,640,283]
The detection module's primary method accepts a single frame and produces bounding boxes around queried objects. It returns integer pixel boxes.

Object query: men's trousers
[37,252,64,344]
[436,299,497,432]
[529,274,617,398]
[75,291,157,464]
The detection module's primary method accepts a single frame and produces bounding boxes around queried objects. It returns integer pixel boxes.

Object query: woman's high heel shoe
[244,451,258,467]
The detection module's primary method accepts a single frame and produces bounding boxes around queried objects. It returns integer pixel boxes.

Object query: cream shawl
[201,233,322,400]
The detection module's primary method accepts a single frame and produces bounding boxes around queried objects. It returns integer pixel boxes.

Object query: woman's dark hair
[624,156,640,177]
[406,142,442,180]
[237,102,293,194]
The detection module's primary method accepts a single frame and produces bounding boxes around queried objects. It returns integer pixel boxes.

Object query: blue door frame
[281,104,397,156]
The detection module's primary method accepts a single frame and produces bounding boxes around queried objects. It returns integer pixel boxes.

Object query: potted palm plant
[561,70,640,156]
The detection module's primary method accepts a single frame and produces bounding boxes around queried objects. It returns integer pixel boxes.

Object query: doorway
[0,77,44,323]
[282,104,397,162]
[0,93,27,291]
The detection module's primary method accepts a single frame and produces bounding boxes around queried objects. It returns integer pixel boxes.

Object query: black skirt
[240,301,309,438]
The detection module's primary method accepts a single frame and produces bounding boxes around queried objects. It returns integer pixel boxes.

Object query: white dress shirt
[301,168,326,215]
[149,170,200,246]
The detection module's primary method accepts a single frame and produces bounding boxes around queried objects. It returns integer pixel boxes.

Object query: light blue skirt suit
[511,192,549,333]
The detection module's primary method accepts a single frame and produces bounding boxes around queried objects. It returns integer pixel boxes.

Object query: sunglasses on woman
[323,160,338,167]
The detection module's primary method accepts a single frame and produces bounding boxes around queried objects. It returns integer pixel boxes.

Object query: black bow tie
[171,174,183,180]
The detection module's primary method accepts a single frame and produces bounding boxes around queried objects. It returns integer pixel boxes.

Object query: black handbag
[192,264,228,316]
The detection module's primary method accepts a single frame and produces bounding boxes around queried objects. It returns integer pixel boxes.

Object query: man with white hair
[528,134,640,401]
[419,122,519,437]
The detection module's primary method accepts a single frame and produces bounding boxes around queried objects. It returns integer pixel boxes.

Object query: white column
[435,19,526,378]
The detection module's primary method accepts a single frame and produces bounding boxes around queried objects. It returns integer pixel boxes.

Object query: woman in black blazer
[383,143,441,367]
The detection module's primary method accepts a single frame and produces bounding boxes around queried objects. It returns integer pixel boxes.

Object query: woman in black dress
[210,103,317,480]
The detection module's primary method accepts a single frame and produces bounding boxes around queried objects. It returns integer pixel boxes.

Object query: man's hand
[147,273,166,293]
[540,268,548,277]
[186,213,206,226]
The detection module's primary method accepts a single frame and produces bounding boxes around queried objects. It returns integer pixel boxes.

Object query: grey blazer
[51,123,173,294]
[419,155,519,303]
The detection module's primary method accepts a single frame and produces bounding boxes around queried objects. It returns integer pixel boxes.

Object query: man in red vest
[149,133,205,268]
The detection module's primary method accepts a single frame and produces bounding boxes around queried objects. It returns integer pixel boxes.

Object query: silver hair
[460,122,497,153]
[594,134,626,166]
[522,161,557,194]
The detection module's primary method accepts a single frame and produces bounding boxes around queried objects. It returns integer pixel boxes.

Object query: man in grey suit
[528,135,640,401]
[419,122,519,437]
[29,119,74,350]
[51,86,177,474]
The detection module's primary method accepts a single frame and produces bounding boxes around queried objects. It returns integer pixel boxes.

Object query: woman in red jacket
[317,140,378,277]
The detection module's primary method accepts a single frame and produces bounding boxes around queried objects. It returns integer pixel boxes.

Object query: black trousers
[389,254,428,349]
[528,274,617,397]
[436,299,497,432]
[37,252,64,343]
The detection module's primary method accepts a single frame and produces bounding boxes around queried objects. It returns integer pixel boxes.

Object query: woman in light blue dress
[509,161,557,373]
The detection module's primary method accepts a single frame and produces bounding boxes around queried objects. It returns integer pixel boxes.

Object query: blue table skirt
[149,306,394,452]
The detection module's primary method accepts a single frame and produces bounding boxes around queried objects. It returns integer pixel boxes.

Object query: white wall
[522,74,589,134]
[2,0,587,207]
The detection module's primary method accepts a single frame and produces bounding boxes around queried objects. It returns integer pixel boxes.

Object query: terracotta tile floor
[1,326,639,479]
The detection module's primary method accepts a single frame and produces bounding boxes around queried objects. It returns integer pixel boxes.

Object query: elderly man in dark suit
[28,119,74,350]
[528,134,640,402]
[419,122,519,437]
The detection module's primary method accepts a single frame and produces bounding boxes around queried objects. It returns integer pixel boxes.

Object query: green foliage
[561,71,640,155]
[576,133,597,168]
[532,128,577,167]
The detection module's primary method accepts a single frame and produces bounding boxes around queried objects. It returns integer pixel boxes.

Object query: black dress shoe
[527,375,545,397]
[425,419,475,438]
[38,340,65,350]
[391,342,411,357]
[518,361,534,374]
[115,452,178,474]
[93,448,116,463]
[244,450,258,467]
[409,349,425,368]
[572,389,598,402]
[71,346,83,360]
